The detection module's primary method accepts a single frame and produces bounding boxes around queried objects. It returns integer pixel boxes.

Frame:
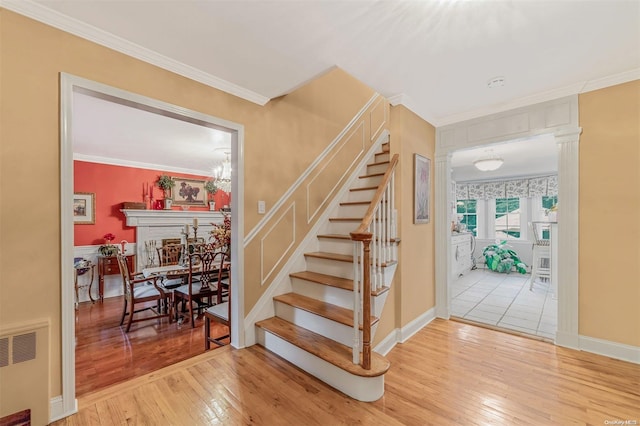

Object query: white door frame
[434,96,581,349]
[58,73,246,419]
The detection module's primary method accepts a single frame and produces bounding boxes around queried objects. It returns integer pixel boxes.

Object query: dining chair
[156,244,185,289]
[117,253,171,332]
[204,251,230,349]
[529,222,551,290]
[173,250,223,327]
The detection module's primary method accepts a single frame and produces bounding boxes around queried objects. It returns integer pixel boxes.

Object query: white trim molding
[0,0,269,106]
[374,308,436,356]
[578,335,640,365]
[435,96,581,352]
[59,73,246,422]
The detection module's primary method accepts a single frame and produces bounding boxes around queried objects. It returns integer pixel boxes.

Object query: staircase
[255,142,399,402]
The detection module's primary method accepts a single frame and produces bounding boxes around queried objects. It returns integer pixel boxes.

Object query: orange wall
[73,161,230,245]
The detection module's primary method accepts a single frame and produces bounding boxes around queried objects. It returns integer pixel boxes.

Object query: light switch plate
[258,200,266,214]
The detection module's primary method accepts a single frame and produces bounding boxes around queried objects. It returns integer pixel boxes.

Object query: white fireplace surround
[122,209,225,271]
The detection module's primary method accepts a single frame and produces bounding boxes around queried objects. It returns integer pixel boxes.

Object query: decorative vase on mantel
[209,201,216,211]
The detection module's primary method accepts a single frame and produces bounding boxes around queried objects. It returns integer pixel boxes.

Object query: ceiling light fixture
[474,157,504,171]
[212,152,231,193]
[487,76,505,88]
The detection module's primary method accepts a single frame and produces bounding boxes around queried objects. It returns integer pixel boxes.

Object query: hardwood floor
[60,318,639,425]
[75,296,229,396]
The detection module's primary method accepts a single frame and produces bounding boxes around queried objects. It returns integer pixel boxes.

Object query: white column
[554,131,581,348]
[435,152,452,318]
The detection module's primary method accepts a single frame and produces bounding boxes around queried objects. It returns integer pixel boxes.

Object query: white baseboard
[49,395,77,423]
[579,335,640,364]
[555,330,580,349]
[373,307,436,356]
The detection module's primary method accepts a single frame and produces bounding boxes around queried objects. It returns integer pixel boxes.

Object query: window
[495,197,520,239]
[542,195,558,211]
[456,199,477,236]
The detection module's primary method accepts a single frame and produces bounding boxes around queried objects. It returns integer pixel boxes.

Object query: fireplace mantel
[121,209,224,226]
[121,209,225,270]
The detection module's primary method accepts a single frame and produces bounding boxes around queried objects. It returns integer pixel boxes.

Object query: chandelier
[213,152,231,193]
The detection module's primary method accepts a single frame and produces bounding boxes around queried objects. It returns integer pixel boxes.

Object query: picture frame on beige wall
[73,192,95,224]
[414,154,430,224]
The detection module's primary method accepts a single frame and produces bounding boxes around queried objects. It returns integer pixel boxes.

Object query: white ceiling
[451,134,558,182]
[7,0,638,176]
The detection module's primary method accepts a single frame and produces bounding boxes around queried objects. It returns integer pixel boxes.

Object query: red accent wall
[73,161,230,246]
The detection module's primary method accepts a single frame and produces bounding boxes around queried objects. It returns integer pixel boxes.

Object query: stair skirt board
[274,301,379,347]
[256,327,385,402]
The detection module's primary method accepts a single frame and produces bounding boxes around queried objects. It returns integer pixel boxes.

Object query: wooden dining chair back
[172,250,219,327]
[205,250,231,349]
[157,244,184,266]
[116,253,170,332]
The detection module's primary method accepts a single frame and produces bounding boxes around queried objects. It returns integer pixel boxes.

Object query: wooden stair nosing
[339,200,388,207]
[304,251,399,267]
[256,317,390,378]
[350,186,377,192]
[290,270,391,297]
[368,160,390,167]
[329,217,362,222]
[317,233,401,244]
[273,292,378,329]
[359,172,384,179]
[290,270,353,292]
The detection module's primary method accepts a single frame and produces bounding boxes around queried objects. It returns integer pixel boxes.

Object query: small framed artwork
[170,177,207,206]
[414,154,431,224]
[73,192,95,224]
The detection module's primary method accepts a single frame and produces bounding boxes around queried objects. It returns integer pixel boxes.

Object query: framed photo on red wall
[170,177,207,206]
[73,192,95,224]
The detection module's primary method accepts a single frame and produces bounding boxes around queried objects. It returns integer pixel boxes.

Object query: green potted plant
[482,240,527,274]
[98,233,119,256]
[156,175,175,209]
[204,180,218,211]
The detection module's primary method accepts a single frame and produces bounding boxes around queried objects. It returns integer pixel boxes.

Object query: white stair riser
[327,221,361,235]
[256,328,385,402]
[291,277,354,309]
[275,301,355,347]
[305,256,353,279]
[375,152,390,163]
[347,189,376,203]
[356,175,382,188]
[338,203,369,217]
[366,163,389,175]
[371,291,390,318]
[318,238,353,255]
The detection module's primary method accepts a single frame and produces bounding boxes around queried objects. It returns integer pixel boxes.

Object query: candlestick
[193,218,198,227]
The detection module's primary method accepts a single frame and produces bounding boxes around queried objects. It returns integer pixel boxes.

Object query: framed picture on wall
[414,154,430,224]
[170,177,207,206]
[73,192,95,224]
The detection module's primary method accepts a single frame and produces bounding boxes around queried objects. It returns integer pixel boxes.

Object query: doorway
[60,73,245,411]
[434,95,581,351]
[448,136,558,339]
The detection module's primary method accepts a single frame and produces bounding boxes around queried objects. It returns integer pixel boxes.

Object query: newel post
[351,231,373,370]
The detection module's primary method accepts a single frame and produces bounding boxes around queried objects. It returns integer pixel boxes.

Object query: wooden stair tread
[273,292,378,328]
[304,251,353,263]
[329,217,362,222]
[317,233,401,244]
[304,251,398,267]
[368,160,390,167]
[290,271,353,291]
[359,172,384,179]
[256,317,390,378]
[350,186,377,192]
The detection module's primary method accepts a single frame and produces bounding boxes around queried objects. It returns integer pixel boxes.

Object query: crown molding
[581,68,640,93]
[434,68,640,127]
[73,153,210,177]
[0,0,270,106]
[387,93,439,127]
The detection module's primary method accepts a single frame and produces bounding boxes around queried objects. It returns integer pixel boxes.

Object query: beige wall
[374,105,436,343]
[0,9,376,411]
[578,80,640,347]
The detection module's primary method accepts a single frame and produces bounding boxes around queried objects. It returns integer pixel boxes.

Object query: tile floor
[450,267,557,340]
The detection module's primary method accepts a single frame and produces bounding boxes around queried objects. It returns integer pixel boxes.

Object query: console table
[97,254,135,301]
